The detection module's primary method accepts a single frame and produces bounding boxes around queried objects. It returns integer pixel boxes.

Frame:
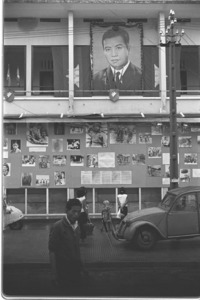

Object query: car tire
[9,220,23,230]
[135,226,157,250]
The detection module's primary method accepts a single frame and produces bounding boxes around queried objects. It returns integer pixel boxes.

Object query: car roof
[168,186,200,196]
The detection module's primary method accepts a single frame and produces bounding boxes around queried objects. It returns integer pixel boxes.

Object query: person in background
[101,200,113,232]
[93,26,141,93]
[117,187,128,221]
[48,198,87,295]
[76,186,89,242]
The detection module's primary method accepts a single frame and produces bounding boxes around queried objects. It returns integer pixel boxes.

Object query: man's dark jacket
[49,216,82,281]
[92,62,142,94]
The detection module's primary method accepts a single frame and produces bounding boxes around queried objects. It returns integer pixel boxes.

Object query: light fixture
[157,122,162,126]
[183,123,188,128]
[180,112,185,117]
[141,112,145,118]
[19,113,23,118]
[60,113,64,118]
[100,112,104,118]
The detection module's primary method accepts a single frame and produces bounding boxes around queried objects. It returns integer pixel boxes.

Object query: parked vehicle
[3,196,24,230]
[115,186,200,250]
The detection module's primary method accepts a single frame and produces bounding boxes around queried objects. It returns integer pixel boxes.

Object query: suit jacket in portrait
[92,62,142,95]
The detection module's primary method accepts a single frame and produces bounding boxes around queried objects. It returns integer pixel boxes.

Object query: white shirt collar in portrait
[111,60,130,79]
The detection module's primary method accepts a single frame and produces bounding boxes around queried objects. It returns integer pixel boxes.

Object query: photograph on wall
[165,165,170,178]
[178,136,192,147]
[191,124,200,132]
[180,168,191,182]
[21,173,32,187]
[87,154,98,168]
[52,139,63,152]
[54,123,65,135]
[3,163,11,177]
[70,155,84,166]
[22,155,36,167]
[147,165,161,177]
[54,171,66,186]
[109,123,136,144]
[117,154,131,166]
[10,140,21,153]
[161,136,170,147]
[138,133,152,144]
[184,153,198,165]
[177,123,191,134]
[53,155,67,166]
[4,123,17,135]
[151,124,163,135]
[67,139,80,150]
[98,152,115,168]
[91,23,142,95]
[132,153,146,165]
[26,123,48,147]
[4,138,8,150]
[36,175,50,187]
[70,126,84,134]
[39,155,50,169]
[148,147,161,158]
[192,169,200,178]
[86,123,108,148]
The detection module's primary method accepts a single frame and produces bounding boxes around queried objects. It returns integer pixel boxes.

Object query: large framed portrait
[91,22,142,95]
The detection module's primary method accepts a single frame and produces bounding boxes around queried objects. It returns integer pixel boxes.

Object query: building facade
[3,0,200,218]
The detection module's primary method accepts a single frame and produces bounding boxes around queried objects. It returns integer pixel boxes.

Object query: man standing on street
[48,198,86,295]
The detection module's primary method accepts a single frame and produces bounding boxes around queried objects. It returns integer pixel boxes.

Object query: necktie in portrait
[115,72,121,89]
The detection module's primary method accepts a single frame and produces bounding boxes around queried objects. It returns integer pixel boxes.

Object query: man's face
[67,205,81,224]
[103,35,129,70]
[12,143,18,150]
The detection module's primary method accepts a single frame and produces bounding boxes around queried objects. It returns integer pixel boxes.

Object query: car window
[171,193,197,212]
[160,193,175,209]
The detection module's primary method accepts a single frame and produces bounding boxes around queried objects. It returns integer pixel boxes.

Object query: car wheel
[9,220,23,230]
[135,227,156,250]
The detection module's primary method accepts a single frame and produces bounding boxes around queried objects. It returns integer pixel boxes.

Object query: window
[172,193,197,212]
[4,46,26,95]
[166,46,200,95]
[32,46,91,96]
[27,189,46,214]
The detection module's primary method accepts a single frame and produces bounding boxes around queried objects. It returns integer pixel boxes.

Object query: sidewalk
[3,219,200,298]
[3,218,200,265]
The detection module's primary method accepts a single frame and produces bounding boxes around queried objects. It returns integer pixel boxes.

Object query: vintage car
[115,186,200,250]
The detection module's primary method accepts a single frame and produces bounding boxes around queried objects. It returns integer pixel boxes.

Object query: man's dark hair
[66,198,82,211]
[102,27,130,48]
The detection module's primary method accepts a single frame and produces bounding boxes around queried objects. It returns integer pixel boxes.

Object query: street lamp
[160,10,184,190]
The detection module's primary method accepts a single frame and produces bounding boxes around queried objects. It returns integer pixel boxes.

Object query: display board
[3,122,200,188]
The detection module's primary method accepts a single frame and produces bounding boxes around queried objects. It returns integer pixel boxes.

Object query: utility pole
[160,10,184,190]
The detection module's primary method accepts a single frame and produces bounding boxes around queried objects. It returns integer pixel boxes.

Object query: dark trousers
[78,212,88,240]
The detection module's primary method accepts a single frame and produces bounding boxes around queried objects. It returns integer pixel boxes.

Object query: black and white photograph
[2,2,200,300]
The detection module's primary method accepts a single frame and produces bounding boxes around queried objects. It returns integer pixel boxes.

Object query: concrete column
[68,11,74,113]
[158,12,167,112]
[26,44,32,97]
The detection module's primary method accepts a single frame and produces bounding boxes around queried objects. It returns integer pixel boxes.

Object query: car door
[167,193,199,237]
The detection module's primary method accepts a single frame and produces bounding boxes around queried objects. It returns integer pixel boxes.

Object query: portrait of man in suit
[92,25,142,95]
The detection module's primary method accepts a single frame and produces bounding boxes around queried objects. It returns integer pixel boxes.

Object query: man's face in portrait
[103,35,129,70]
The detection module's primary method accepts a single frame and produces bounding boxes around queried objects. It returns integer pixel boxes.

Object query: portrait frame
[90,21,143,93]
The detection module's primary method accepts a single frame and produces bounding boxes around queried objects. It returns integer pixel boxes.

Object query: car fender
[124,220,166,241]
[3,205,24,228]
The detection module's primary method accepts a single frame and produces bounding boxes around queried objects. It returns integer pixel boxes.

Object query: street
[2,219,200,298]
